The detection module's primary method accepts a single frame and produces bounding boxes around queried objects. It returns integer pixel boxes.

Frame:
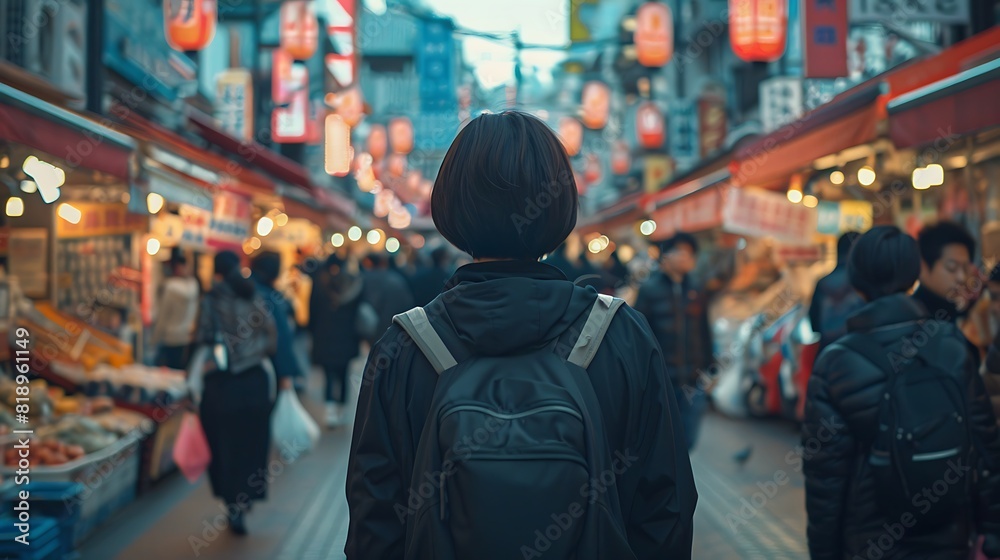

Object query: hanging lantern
[325,114,352,176]
[334,87,365,127]
[612,141,631,175]
[636,102,665,149]
[729,0,788,62]
[164,0,217,52]
[581,81,610,130]
[585,154,603,184]
[389,117,414,155]
[388,206,412,230]
[635,2,673,67]
[280,0,319,60]
[374,190,396,218]
[388,154,407,178]
[558,117,583,157]
[367,124,388,161]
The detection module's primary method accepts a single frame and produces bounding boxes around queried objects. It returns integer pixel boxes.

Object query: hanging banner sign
[722,187,817,244]
[818,200,874,234]
[215,68,254,141]
[652,187,723,236]
[56,203,147,239]
[272,53,310,143]
[207,192,251,252]
[803,0,849,78]
[178,204,211,250]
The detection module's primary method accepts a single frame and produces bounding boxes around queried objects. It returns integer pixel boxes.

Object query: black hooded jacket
[804,294,1000,560]
[345,260,697,559]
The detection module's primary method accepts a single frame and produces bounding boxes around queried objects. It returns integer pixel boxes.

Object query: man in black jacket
[809,231,863,354]
[913,221,976,325]
[634,232,713,451]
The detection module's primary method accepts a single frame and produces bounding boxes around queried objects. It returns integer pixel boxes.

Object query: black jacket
[633,272,713,386]
[804,294,1000,560]
[808,265,864,353]
[345,260,697,560]
[309,267,363,368]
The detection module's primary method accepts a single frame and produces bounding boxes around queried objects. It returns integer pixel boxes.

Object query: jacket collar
[911,285,960,323]
[445,260,566,290]
[847,293,929,333]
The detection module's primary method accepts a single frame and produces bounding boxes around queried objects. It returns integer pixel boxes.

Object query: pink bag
[172,412,212,483]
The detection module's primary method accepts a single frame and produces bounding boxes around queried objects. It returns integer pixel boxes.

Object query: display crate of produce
[0,433,141,546]
[1,481,84,556]
[0,515,62,559]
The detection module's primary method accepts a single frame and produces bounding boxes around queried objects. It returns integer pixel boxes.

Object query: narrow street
[79,364,808,560]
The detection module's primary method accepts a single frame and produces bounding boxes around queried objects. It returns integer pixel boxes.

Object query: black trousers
[323,363,349,404]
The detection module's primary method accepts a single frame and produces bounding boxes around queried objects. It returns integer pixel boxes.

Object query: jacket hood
[436,260,599,356]
[846,293,928,333]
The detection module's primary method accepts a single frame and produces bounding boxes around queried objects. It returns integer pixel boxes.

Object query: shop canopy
[575,191,644,235]
[642,169,729,240]
[888,57,1000,149]
[0,82,135,180]
[730,26,1000,188]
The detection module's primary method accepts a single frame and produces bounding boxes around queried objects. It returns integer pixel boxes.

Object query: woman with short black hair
[803,226,1000,559]
[346,111,697,559]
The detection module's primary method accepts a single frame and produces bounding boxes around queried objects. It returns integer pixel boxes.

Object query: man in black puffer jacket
[804,226,1000,560]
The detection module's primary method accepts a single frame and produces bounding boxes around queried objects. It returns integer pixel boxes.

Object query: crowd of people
[150,110,1000,558]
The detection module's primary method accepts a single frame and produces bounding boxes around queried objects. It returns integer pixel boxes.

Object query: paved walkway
[79,366,809,560]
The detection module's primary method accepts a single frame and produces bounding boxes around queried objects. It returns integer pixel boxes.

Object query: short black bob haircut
[848,225,921,301]
[431,111,578,261]
[917,220,975,268]
[657,232,699,256]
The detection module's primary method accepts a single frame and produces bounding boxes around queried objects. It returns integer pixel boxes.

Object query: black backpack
[392,294,637,560]
[844,331,973,528]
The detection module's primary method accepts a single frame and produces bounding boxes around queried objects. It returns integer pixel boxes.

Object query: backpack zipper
[440,404,583,422]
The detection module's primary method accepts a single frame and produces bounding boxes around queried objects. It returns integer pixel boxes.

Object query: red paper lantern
[280,1,319,60]
[635,2,673,67]
[729,0,788,62]
[335,87,365,127]
[164,0,217,52]
[612,141,631,175]
[581,81,610,130]
[389,118,414,155]
[388,154,407,177]
[367,125,387,161]
[558,117,583,157]
[636,102,665,149]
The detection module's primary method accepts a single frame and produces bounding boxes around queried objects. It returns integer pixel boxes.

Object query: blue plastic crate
[2,482,84,556]
[0,515,63,559]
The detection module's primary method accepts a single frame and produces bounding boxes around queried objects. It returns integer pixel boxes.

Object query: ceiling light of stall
[830,170,845,185]
[639,220,656,236]
[257,216,275,236]
[250,237,262,250]
[802,195,819,208]
[146,237,161,256]
[367,229,381,245]
[737,238,747,250]
[57,203,81,224]
[588,239,603,254]
[858,166,876,186]
[925,164,944,186]
[348,226,362,241]
[618,244,635,263]
[386,237,400,253]
[946,155,968,169]
[275,212,289,227]
[0,155,8,168]
[19,180,37,194]
[147,192,165,214]
[599,235,610,250]
[331,233,345,247]
[5,197,23,217]
[787,189,803,204]
[912,167,931,190]
[243,242,255,255]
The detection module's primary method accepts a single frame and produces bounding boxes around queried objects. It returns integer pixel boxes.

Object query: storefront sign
[215,69,254,142]
[669,100,699,171]
[178,205,211,249]
[698,93,727,158]
[265,219,320,248]
[803,0,849,78]
[777,244,824,262]
[849,0,969,24]
[56,203,147,239]
[817,200,873,234]
[272,54,311,143]
[760,77,804,133]
[722,188,817,244]
[152,213,186,247]
[644,156,675,194]
[207,193,251,252]
[652,188,723,236]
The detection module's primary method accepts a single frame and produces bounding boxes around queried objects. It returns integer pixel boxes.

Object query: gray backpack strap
[393,307,457,375]
[567,294,625,369]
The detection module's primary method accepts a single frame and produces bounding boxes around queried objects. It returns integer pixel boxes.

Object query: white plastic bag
[271,388,320,463]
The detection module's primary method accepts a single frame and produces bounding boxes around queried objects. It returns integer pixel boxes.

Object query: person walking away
[346,111,696,560]
[251,252,301,389]
[809,232,864,354]
[634,232,713,451]
[361,252,415,337]
[152,252,200,369]
[803,226,1000,559]
[190,251,279,536]
[309,254,364,428]
[409,246,453,307]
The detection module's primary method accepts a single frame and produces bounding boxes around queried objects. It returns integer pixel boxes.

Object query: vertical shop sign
[325,0,356,89]
[669,100,699,171]
[272,50,311,143]
[178,204,211,250]
[215,69,254,141]
[418,18,456,113]
[803,0,848,78]
[760,76,803,133]
[644,155,675,194]
[698,93,727,158]
[207,193,251,252]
